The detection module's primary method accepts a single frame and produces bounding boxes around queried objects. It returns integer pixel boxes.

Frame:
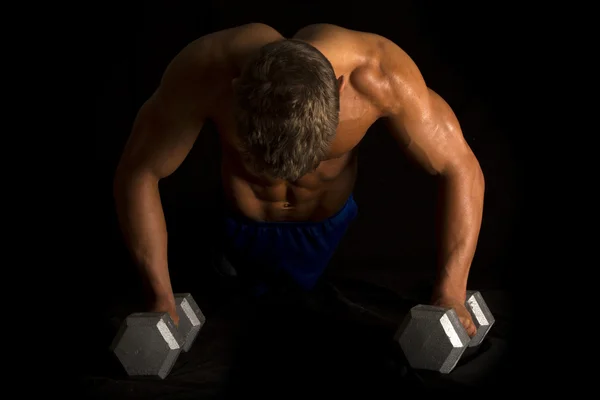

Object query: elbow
[113,160,131,199]
[473,158,485,196]
[113,167,130,205]
[459,156,485,198]
[113,162,157,201]
[442,156,485,197]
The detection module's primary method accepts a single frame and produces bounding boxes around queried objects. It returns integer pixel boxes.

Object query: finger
[468,323,477,337]
[461,318,477,337]
[469,324,477,337]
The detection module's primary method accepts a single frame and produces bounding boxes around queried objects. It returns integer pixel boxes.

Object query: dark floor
[78,262,515,399]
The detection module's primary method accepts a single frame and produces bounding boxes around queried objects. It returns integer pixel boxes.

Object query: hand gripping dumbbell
[394,290,495,374]
[110,293,206,379]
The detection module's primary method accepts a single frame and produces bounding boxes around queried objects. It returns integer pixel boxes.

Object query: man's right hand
[150,298,179,327]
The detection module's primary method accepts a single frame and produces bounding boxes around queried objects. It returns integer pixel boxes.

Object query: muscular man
[113,23,485,336]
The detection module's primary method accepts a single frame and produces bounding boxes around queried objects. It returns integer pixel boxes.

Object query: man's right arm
[113,37,216,320]
[113,23,284,321]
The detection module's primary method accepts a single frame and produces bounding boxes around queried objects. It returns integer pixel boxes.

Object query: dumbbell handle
[429,290,495,347]
[464,290,495,347]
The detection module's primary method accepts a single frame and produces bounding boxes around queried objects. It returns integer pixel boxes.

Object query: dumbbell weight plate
[110,312,183,379]
[174,293,206,352]
[394,305,471,374]
[465,290,495,347]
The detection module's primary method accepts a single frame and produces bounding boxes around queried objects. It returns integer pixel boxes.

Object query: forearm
[433,163,485,301]
[114,172,175,307]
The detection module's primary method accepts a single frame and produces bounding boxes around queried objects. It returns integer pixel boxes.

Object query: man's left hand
[432,297,477,337]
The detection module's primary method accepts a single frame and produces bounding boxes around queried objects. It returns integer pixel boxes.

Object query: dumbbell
[394,290,495,374]
[110,293,206,379]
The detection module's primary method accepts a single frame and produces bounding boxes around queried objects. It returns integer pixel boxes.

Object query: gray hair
[233,39,340,181]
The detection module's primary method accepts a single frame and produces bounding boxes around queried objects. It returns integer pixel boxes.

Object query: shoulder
[294,24,429,115]
[158,24,283,98]
[145,24,283,120]
[350,32,430,116]
[293,23,378,50]
[293,23,354,38]
[220,23,284,53]
[168,23,283,74]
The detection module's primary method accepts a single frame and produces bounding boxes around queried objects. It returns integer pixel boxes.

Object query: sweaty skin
[114,23,484,334]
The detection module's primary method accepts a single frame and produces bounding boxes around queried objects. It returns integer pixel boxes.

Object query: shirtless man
[113,23,485,336]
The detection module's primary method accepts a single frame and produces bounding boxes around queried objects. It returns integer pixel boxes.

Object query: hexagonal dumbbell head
[110,312,183,379]
[394,305,471,374]
[465,290,495,347]
[174,293,206,352]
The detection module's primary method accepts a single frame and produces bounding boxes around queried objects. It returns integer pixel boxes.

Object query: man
[113,23,485,337]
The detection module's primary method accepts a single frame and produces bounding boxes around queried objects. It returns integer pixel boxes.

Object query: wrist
[143,285,175,309]
[150,295,176,312]
[140,272,174,303]
[431,282,466,303]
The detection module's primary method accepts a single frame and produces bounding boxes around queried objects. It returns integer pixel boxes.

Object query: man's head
[233,39,343,181]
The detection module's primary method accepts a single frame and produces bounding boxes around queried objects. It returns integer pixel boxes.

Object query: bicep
[385,89,477,175]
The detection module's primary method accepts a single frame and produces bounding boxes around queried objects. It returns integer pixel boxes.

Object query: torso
[208,24,391,222]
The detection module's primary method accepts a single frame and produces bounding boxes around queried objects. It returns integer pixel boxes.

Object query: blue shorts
[220,195,358,294]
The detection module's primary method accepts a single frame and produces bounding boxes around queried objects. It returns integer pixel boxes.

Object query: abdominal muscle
[220,149,358,222]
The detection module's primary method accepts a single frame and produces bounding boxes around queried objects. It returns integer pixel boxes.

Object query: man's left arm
[380,61,485,334]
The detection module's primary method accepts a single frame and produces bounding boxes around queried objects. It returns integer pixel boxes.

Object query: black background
[88,1,535,397]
